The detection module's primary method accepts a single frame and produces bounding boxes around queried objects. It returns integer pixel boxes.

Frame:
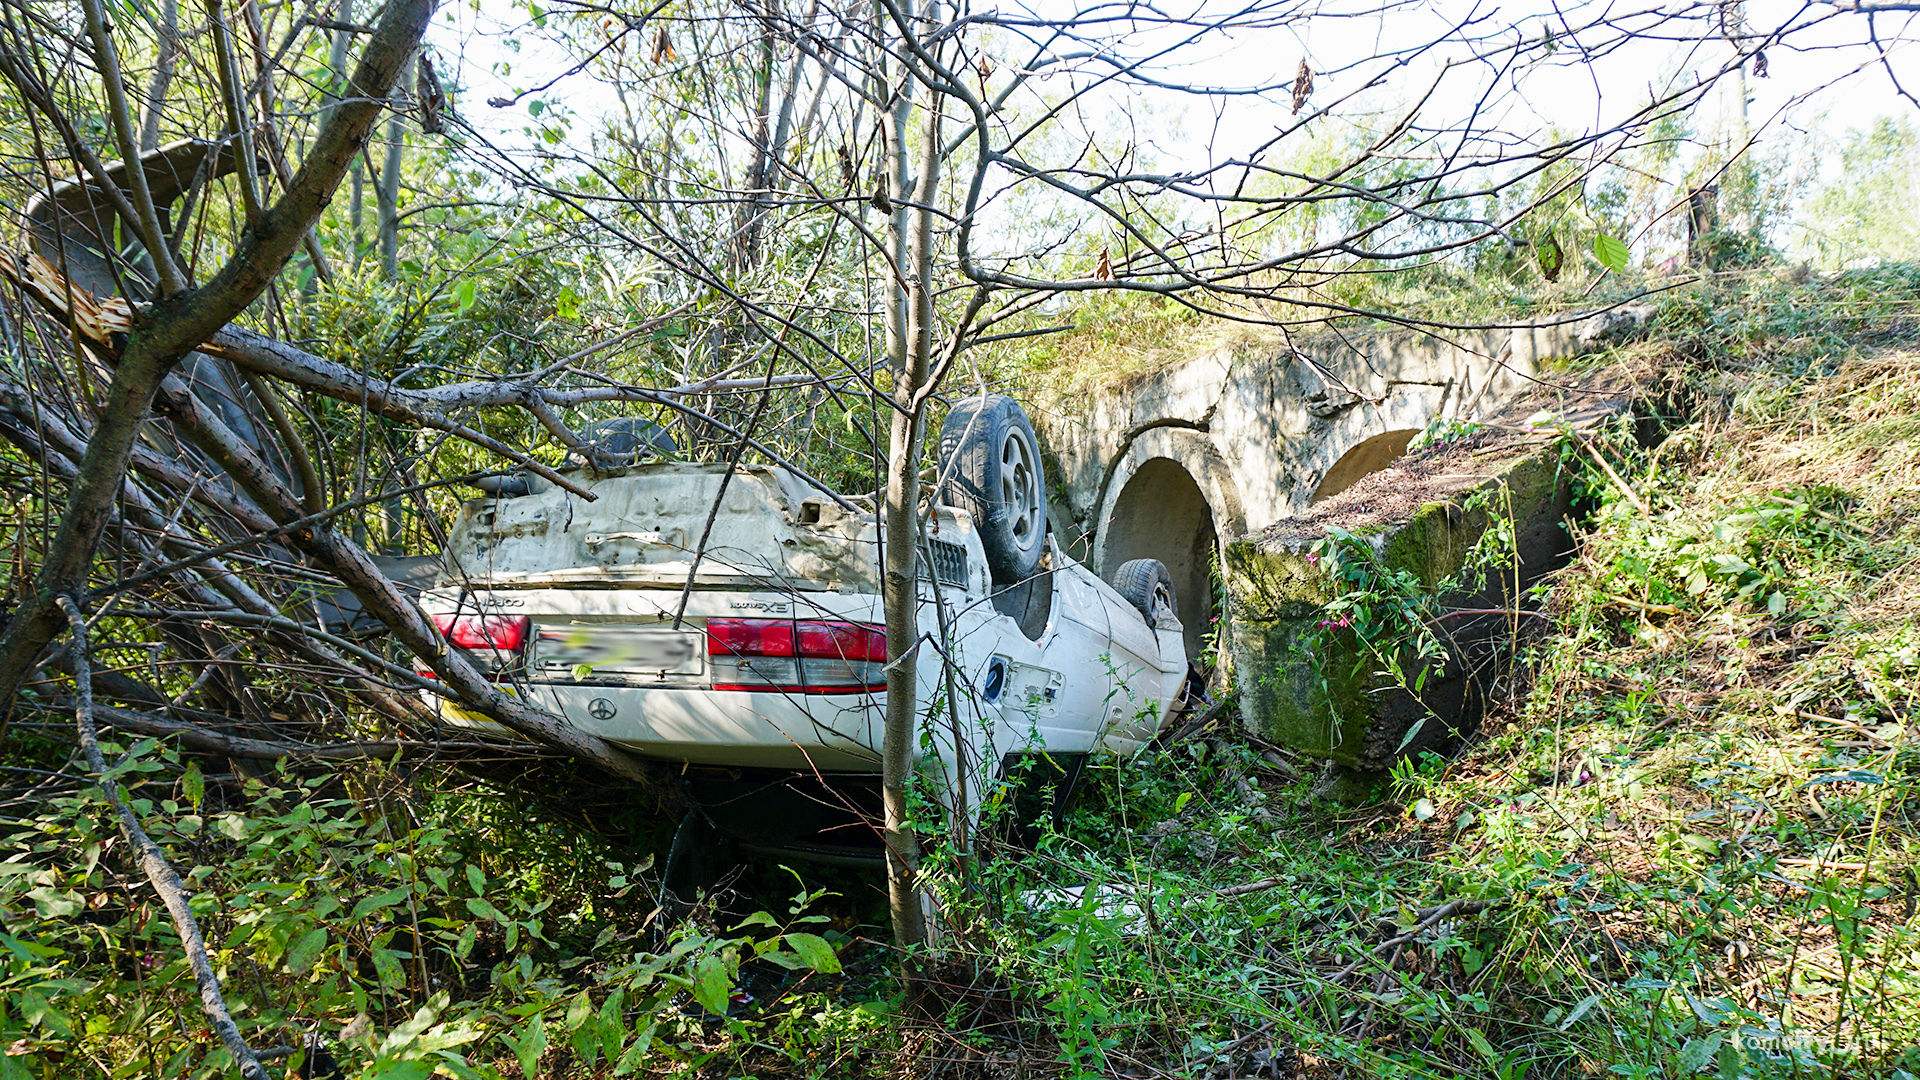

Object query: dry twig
[1331,897,1507,983]
[57,595,270,1080]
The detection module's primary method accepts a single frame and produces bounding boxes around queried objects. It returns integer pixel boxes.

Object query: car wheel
[938,395,1048,584]
[572,416,677,467]
[1112,558,1176,626]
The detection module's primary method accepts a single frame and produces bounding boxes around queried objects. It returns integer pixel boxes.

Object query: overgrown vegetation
[8,265,1920,1078]
[1,751,854,1078]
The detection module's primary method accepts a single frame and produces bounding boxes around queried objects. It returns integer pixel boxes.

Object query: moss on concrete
[1226,435,1576,774]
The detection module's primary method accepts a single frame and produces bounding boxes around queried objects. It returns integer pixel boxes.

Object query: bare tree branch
[57,596,271,1080]
[0,0,440,727]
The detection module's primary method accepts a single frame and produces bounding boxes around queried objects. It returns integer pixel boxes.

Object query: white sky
[425,0,1918,259]
[437,0,1915,145]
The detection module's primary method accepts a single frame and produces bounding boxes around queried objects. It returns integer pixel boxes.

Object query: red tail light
[706,619,798,658]
[707,619,886,693]
[433,613,532,651]
[423,613,531,679]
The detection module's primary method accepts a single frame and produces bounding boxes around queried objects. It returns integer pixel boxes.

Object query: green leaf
[1535,232,1565,281]
[513,1013,546,1080]
[597,989,627,1061]
[350,886,410,922]
[1799,770,1886,788]
[1463,1027,1497,1064]
[454,922,477,961]
[1718,1037,1744,1079]
[1172,791,1193,813]
[571,663,594,682]
[689,954,731,1015]
[465,864,486,895]
[1557,993,1601,1030]
[731,911,778,930]
[371,947,406,988]
[783,932,841,974]
[181,761,205,811]
[1394,716,1429,754]
[612,1024,654,1075]
[27,887,83,918]
[455,280,478,311]
[564,991,593,1034]
[1593,232,1630,273]
[1676,1033,1722,1073]
[0,1050,34,1080]
[759,949,807,970]
[286,928,328,975]
[466,896,507,922]
[19,989,73,1036]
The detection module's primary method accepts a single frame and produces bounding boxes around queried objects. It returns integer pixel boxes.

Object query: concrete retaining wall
[1222,432,1579,772]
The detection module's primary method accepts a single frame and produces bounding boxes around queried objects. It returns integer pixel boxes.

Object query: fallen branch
[153,378,688,811]
[1573,434,1650,518]
[1332,897,1506,983]
[57,596,270,1080]
[0,0,437,728]
[91,468,497,600]
[1214,876,1289,899]
[1158,693,1234,748]
[1603,594,1681,615]
[1429,607,1552,622]
[22,699,547,762]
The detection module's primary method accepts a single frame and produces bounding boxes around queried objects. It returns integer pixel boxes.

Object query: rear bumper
[436,680,885,770]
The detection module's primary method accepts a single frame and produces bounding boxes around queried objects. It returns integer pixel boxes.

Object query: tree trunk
[136,0,179,152]
[378,51,412,277]
[0,0,439,730]
[879,0,943,965]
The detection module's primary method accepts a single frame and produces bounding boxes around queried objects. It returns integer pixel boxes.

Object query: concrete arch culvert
[1099,456,1220,662]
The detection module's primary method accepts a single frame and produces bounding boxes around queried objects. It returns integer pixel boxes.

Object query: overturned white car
[419,396,1190,867]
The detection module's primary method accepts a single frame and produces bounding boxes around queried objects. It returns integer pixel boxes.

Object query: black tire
[1112,558,1176,625]
[938,395,1048,583]
[573,416,677,467]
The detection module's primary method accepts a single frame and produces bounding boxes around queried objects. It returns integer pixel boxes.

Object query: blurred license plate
[537,627,703,675]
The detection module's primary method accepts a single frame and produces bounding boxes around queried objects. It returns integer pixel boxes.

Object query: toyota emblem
[587,698,617,721]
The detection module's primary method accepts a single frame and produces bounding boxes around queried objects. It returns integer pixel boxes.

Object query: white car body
[420,461,1186,858]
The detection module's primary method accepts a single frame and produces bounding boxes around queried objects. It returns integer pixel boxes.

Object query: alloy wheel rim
[999,426,1041,549]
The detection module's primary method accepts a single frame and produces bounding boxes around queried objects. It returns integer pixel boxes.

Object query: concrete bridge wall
[1030,316,1620,660]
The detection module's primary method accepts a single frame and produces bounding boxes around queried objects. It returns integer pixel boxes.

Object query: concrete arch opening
[1102,457,1217,662]
[1310,429,1422,505]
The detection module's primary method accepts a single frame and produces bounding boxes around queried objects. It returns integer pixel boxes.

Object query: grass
[9,265,1920,1079]
[901,265,1920,1079]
